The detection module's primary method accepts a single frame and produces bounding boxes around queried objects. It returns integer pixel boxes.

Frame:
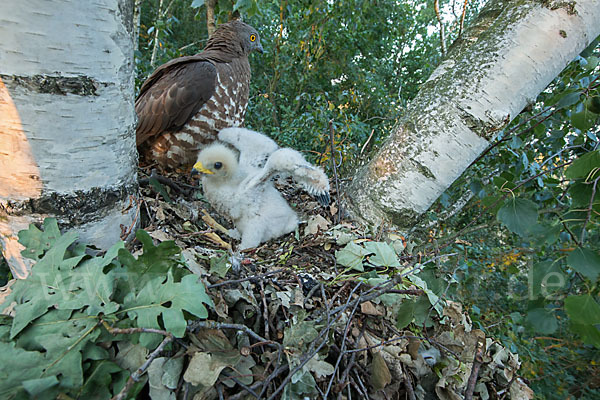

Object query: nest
[131,164,533,400]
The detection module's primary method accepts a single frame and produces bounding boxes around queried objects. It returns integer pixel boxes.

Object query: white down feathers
[193,127,330,249]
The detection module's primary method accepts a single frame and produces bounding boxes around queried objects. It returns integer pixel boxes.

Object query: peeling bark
[345,0,600,230]
[0,0,138,278]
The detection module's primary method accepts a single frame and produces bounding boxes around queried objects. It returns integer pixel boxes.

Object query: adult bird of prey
[135,20,263,168]
[192,127,330,250]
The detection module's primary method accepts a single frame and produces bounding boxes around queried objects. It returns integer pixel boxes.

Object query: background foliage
[136,0,483,168]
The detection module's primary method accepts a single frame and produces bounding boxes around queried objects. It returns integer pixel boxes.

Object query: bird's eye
[214,162,223,170]
[250,34,256,42]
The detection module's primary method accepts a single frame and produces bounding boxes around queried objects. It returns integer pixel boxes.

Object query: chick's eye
[250,34,256,42]
[214,162,223,170]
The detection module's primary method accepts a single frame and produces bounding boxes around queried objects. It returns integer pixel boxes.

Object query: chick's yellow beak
[191,161,214,175]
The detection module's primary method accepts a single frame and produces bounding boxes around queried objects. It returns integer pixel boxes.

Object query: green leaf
[149,177,172,203]
[209,254,230,278]
[570,323,600,348]
[568,181,597,206]
[529,222,561,246]
[497,197,538,237]
[125,272,213,341]
[233,0,252,12]
[565,151,600,180]
[222,355,256,387]
[555,92,581,109]
[8,229,80,338]
[79,360,123,399]
[564,295,600,325]
[530,261,564,299]
[16,310,101,390]
[22,376,59,396]
[118,229,182,278]
[282,369,318,400]
[335,242,368,271]
[567,248,600,281]
[585,56,600,71]
[283,320,319,351]
[364,242,400,268]
[17,218,63,260]
[0,341,53,399]
[571,109,598,132]
[525,308,558,334]
[396,300,415,329]
[7,239,122,338]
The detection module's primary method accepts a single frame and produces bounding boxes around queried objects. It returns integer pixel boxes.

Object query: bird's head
[207,20,263,56]
[192,144,238,180]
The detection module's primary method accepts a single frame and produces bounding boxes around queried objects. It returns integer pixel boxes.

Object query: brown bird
[135,20,263,168]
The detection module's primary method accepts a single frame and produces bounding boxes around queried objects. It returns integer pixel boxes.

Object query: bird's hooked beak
[191,161,214,176]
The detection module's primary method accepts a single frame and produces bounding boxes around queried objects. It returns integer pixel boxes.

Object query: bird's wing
[245,148,331,206]
[135,57,217,146]
[218,128,280,170]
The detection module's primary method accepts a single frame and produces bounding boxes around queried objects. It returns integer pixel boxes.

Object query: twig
[101,320,171,337]
[323,282,362,398]
[229,379,271,400]
[360,129,375,156]
[580,175,599,244]
[338,322,367,397]
[139,168,195,195]
[459,0,469,36]
[434,0,446,55]
[120,194,141,241]
[259,279,270,341]
[468,106,556,168]
[464,341,485,400]
[220,371,260,399]
[207,269,286,289]
[351,369,370,398]
[329,120,342,224]
[402,364,417,400]
[189,321,279,345]
[112,334,173,400]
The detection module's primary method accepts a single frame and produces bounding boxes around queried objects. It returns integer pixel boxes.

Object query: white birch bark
[345,0,600,229]
[0,0,138,278]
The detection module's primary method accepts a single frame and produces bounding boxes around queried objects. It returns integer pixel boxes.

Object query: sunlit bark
[0,0,139,278]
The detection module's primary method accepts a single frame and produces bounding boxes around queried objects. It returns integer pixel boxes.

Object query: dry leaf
[304,214,331,236]
[148,229,174,242]
[329,202,338,216]
[361,301,382,316]
[370,352,392,390]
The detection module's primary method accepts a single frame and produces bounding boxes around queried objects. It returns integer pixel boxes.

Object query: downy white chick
[192,127,330,250]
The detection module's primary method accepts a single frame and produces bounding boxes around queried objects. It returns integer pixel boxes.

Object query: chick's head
[193,143,238,179]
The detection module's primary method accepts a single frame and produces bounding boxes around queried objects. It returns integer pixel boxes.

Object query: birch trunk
[345,0,600,230]
[0,0,138,278]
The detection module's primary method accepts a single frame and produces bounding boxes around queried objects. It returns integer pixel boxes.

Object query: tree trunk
[206,0,217,36]
[0,0,139,278]
[345,0,600,230]
[134,0,143,52]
